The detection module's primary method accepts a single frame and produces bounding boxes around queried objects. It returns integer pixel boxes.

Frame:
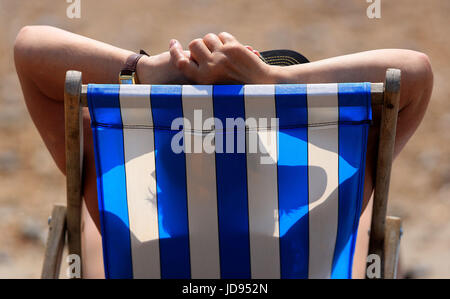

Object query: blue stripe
[275,85,309,279]
[336,83,373,123]
[331,83,371,278]
[213,85,251,278]
[150,85,191,279]
[88,85,133,279]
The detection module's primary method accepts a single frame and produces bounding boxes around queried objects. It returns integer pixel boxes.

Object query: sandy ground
[0,0,449,278]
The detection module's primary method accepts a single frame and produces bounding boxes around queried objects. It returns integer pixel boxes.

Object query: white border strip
[182,85,221,278]
[244,85,280,279]
[120,85,161,278]
[307,83,339,278]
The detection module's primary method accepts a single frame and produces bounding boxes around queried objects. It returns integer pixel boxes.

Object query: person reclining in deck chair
[13,26,433,278]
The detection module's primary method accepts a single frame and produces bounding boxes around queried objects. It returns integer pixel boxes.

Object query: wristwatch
[119,50,150,84]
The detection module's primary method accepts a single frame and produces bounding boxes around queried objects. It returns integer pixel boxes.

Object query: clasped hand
[168,32,278,85]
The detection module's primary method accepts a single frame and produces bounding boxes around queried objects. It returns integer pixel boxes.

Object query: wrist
[136,55,156,84]
[266,65,293,84]
[137,52,188,84]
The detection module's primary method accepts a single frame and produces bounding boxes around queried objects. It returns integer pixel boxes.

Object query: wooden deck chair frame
[41,69,402,279]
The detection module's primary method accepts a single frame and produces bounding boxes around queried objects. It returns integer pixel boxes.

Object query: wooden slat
[80,83,384,107]
[64,71,83,277]
[368,69,401,278]
[384,216,402,279]
[41,205,67,279]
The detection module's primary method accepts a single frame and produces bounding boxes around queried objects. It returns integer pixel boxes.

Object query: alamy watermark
[366,254,381,279]
[170,111,279,165]
[366,0,381,19]
[66,0,81,19]
[66,254,81,278]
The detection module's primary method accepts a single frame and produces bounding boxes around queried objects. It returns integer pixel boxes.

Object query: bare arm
[14,26,189,229]
[170,33,433,158]
[14,25,188,172]
[170,32,433,212]
[15,26,187,101]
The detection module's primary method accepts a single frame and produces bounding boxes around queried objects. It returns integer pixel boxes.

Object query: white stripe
[307,83,339,279]
[182,85,220,278]
[244,85,280,279]
[119,85,161,278]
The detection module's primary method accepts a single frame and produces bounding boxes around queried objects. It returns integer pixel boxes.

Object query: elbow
[14,26,35,71]
[405,50,434,92]
[14,25,50,71]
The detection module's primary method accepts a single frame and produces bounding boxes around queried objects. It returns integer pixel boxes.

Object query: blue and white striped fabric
[87,83,372,279]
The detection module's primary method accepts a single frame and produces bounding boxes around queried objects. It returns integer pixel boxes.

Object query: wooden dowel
[64,71,83,278]
[368,69,401,278]
[80,83,385,107]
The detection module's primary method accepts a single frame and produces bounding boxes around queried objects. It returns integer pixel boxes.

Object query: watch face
[119,73,136,85]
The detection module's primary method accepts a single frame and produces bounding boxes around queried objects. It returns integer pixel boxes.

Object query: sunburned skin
[14,27,432,278]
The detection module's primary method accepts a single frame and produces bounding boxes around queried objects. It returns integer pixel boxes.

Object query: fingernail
[253,50,261,57]
[169,39,177,47]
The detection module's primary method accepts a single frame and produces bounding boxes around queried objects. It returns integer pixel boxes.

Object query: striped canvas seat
[87,83,372,279]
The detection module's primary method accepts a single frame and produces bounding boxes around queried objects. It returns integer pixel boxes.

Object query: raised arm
[14,25,189,230]
[170,31,433,217]
[14,25,189,173]
[170,32,432,160]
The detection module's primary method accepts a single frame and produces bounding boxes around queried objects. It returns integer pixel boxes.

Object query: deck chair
[41,69,402,279]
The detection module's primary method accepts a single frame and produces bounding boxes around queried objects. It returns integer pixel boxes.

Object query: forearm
[15,25,190,102]
[272,49,431,88]
[14,26,137,101]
